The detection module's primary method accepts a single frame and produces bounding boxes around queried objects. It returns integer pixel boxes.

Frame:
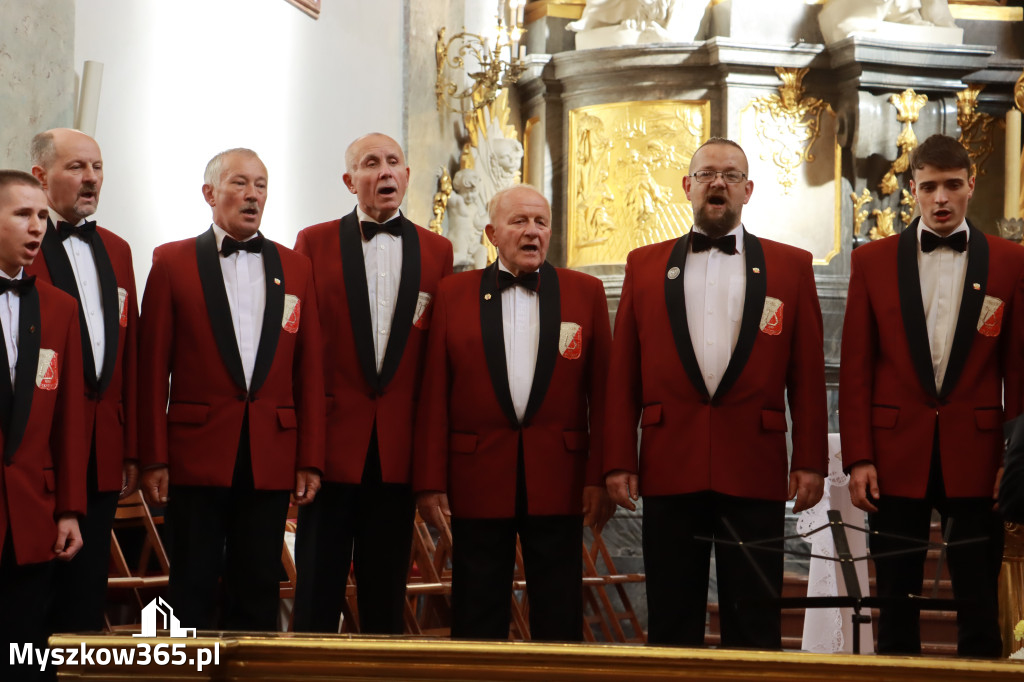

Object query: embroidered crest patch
[760,297,783,336]
[413,292,433,330]
[559,322,583,360]
[117,287,128,328]
[36,349,58,390]
[978,295,1004,337]
[282,294,301,334]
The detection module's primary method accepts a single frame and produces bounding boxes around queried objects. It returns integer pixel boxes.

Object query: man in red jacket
[291,133,452,634]
[415,184,614,640]
[139,149,324,631]
[840,134,1024,657]
[28,128,138,633]
[604,138,828,648]
[0,170,87,680]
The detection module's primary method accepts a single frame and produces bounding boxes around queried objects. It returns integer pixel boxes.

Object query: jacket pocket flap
[563,430,589,452]
[43,468,56,493]
[871,405,900,429]
[277,407,297,429]
[761,409,788,432]
[640,404,662,428]
[167,402,210,425]
[449,432,478,453]
[975,407,1002,431]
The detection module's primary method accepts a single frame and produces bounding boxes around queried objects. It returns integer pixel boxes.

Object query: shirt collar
[356,207,402,226]
[48,208,88,228]
[690,223,745,255]
[211,224,261,253]
[0,269,24,281]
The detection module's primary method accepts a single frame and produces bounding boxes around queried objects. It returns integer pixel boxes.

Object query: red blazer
[294,211,452,485]
[839,221,1024,498]
[138,229,325,489]
[413,262,611,518]
[27,221,138,492]
[0,280,88,565]
[604,231,828,501]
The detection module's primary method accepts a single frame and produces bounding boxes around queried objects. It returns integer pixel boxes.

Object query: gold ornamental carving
[880,89,929,196]
[1015,71,1024,113]
[851,187,916,241]
[429,167,452,234]
[748,68,830,195]
[851,189,872,238]
[567,99,709,268]
[956,84,996,177]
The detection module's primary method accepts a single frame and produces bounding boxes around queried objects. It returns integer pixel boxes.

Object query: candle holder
[435,0,527,116]
[997,217,1024,243]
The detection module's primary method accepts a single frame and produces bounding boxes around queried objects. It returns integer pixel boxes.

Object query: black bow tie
[497,269,540,293]
[221,234,264,257]
[56,220,97,241]
[360,218,403,240]
[0,276,35,296]
[921,230,967,254]
[691,232,737,255]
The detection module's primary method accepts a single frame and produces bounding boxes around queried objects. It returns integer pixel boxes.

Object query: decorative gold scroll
[567,100,709,268]
[851,188,872,238]
[748,68,829,195]
[429,167,452,234]
[956,84,997,177]
[880,89,928,196]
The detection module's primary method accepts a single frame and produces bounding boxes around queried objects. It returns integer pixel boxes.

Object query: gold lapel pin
[973,283,981,290]
[274,278,281,285]
[29,325,35,333]
[484,293,492,301]
[752,267,761,274]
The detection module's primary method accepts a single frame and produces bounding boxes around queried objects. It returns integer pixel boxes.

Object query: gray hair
[30,131,57,169]
[487,184,549,224]
[204,148,263,186]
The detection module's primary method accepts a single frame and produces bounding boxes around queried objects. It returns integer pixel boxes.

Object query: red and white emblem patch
[282,294,301,334]
[413,292,433,330]
[36,349,58,391]
[559,322,582,360]
[978,295,1004,337]
[760,297,783,336]
[117,287,128,328]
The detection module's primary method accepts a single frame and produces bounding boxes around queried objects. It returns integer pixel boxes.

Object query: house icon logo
[132,597,197,638]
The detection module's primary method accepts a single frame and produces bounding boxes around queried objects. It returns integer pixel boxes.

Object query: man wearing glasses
[604,137,828,648]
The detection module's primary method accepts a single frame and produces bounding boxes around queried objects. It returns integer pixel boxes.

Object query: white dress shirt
[51,209,106,380]
[684,224,746,396]
[212,225,265,389]
[0,269,25,388]
[918,220,969,392]
[498,260,540,421]
[357,207,403,373]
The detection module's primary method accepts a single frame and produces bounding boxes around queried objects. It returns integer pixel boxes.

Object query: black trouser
[1,529,54,681]
[450,434,584,642]
[642,491,785,649]
[871,431,1003,658]
[52,436,120,633]
[292,428,415,634]
[167,418,290,631]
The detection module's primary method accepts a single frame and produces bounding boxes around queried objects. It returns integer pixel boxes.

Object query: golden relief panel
[567,99,710,268]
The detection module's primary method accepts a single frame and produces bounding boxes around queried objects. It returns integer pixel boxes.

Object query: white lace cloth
[798,434,874,653]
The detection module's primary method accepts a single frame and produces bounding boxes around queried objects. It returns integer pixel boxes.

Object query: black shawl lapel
[0,314,11,460]
[897,221,938,399]
[378,217,421,390]
[522,262,559,425]
[5,287,40,460]
[91,231,120,395]
[196,228,247,392]
[249,239,284,396]
[664,234,710,400]
[938,220,988,400]
[40,220,99,394]
[714,229,767,399]
[339,211,381,393]
[479,261,520,428]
